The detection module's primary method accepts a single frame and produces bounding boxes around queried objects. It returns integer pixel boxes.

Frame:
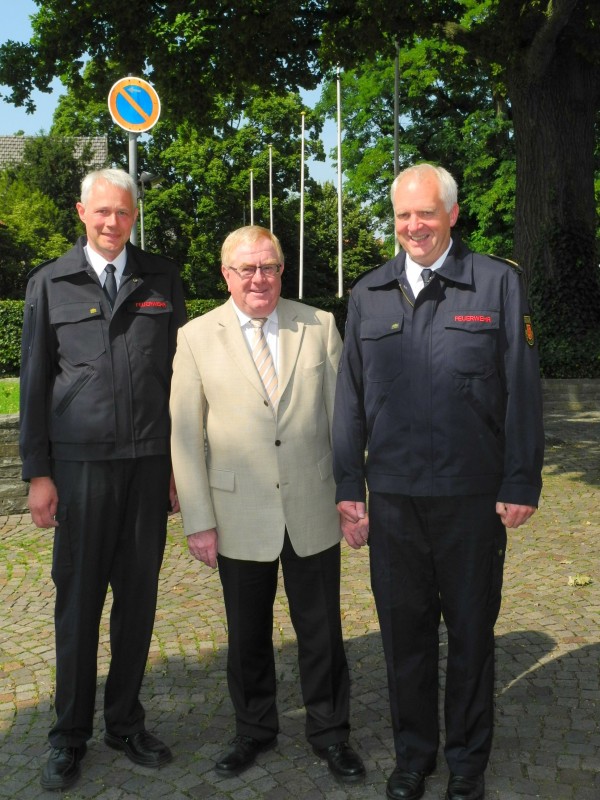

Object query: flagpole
[299,112,305,299]
[394,41,400,255]
[250,168,254,225]
[337,67,343,297]
[268,145,274,232]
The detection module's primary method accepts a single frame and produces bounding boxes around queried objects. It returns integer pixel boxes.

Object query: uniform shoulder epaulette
[26,258,58,279]
[487,254,523,275]
[350,262,386,287]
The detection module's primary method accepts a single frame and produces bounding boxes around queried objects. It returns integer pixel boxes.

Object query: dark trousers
[49,456,170,747]
[368,492,506,776]
[217,534,351,748]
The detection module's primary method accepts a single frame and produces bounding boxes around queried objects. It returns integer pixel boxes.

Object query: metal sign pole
[107,76,161,248]
[129,132,138,245]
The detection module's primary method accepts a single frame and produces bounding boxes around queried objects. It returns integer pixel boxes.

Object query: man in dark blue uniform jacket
[332,164,544,800]
[19,168,187,792]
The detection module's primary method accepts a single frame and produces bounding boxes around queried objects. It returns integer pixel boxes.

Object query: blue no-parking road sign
[108,77,161,133]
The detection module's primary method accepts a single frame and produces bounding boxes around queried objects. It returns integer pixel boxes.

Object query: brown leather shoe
[40,744,87,791]
[215,734,276,776]
[446,773,485,800]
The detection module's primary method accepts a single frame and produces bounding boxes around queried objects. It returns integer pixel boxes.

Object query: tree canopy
[316,48,516,257]
[0,137,98,297]
[1,0,599,374]
[319,0,600,341]
[0,173,71,298]
[0,95,386,301]
[0,0,324,126]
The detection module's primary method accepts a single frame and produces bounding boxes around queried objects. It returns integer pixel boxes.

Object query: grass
[0,379,19,414]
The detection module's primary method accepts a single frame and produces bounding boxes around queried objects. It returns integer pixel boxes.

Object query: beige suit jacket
[170,297,343,560]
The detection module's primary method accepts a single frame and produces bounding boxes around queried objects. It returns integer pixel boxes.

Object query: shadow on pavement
[2,628,598,799]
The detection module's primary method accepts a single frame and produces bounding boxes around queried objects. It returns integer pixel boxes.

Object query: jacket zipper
[398,280,414,308]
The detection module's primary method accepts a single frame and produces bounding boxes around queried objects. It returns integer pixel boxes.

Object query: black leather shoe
[446,773,485,800]
[313,741,365,783]
[215,734,276,776]
[104,730,172,767]
[40,743,87,791]
[386,768,426,800]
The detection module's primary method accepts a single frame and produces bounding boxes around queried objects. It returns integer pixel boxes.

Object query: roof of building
[0,135,108,169]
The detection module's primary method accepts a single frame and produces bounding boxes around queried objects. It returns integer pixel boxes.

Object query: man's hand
[169,472,180,514]
[496,502,536,529]
[337,500,369,549]
[28,477,59,529]
[187,528,218,568]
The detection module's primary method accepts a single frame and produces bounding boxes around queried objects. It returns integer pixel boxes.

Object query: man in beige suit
[170,226,365,783]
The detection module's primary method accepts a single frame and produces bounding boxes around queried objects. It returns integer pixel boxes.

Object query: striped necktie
[250,318,279,410]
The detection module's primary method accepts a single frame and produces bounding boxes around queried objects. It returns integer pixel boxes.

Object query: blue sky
[0,0,63,135]
[0,0,337,181]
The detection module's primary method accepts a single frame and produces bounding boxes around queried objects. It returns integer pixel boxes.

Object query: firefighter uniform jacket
[332,238,544,507]
[20,237,187,479]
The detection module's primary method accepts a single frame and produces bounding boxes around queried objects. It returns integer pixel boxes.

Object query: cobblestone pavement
[0,400,598,799]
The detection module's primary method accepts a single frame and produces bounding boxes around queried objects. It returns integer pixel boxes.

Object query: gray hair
[221,225,284,267]
[390,163,458,212]
[80,168,138,207]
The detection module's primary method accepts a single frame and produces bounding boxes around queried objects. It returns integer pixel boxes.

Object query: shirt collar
[366,236,473,292]
[84,244,127,280]
[405,238,453,279]
[231,299,279,329]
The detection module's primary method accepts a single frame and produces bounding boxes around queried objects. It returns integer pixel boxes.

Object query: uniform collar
[47,237,92,279]
[84,242,127,281]
[47,237,169,281]
[366,236,474,291]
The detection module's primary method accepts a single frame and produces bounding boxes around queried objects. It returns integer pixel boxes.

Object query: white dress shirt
[84,245,127,290]
[405,239,453,298]
[231,301,279,375]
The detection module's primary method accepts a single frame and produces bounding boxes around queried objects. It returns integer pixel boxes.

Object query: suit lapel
[216,300,268,402]
[277,299,304,402]
[215,298,304,409]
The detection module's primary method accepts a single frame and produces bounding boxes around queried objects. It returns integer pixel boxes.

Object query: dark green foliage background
[1,297,594,378]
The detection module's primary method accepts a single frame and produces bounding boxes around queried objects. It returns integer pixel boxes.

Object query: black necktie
[104,264,117,308]
[421,268,433,288]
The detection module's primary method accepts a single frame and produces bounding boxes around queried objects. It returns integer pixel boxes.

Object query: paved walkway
[0,398,598,799]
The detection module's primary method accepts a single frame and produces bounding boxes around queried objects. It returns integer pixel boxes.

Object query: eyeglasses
[226,263,282,279]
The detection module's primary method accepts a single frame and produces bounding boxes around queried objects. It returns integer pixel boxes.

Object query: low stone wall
[541,378,600,412]
[1,380,598,515]
[0,414,27,514]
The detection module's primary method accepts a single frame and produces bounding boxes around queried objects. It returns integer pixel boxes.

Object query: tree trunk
[507,35,600,325]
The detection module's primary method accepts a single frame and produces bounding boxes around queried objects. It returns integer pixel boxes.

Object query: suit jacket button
[275,440,281,446]
[276,483,280,489]
[264,400,268,406]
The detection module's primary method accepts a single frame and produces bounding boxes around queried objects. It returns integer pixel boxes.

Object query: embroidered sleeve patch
[524,315,535,346]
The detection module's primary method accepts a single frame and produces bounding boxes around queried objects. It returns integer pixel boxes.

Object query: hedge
[0,301,25,375]
[2,298,597,378]
[0,297,350,375]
